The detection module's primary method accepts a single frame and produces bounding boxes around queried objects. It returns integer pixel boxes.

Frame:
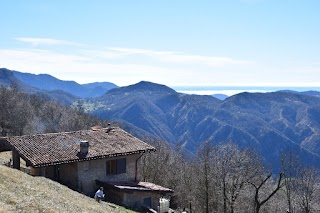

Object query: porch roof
[96,180,173,194]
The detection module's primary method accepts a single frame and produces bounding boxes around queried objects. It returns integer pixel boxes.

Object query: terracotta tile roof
[96,180,173,193]
[3,127,155,167]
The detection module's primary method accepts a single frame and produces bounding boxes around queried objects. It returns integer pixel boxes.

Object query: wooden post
[12,150,20,170]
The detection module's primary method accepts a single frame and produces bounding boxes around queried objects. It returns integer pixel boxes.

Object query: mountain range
[14,71,117,98]
[0,68,118,98]
[1,67,320,171]
[91,82,320,170]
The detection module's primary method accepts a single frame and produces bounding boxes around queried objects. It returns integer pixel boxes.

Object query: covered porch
[96,180,173,212]
[0,138,31,174]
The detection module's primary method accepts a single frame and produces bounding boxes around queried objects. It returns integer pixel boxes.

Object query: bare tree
[249,173,284,213]
[281,151,320,213]
[296,168,317,213]
[197,142,212,213]
[171,154,197,212]
[281,151,300,213]
[197,142,265,213]
[217,144,263,213]
[139,139,171,184]
[0,86,32,136]
[138,138,194,211]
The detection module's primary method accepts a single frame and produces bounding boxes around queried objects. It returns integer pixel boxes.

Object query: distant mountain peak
[114,81,177,94]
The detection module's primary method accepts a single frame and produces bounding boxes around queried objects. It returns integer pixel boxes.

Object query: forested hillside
[0,86,107,137]
[87,81,320,171]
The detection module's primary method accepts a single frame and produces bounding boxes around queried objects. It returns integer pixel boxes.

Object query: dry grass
[0,151,11,164]
[0,165,136,213]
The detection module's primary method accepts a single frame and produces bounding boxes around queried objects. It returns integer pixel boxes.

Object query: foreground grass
[0,151,11,165]
[0,165,136,213]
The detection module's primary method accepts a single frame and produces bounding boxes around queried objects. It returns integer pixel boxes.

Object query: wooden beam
[12,150,20,170]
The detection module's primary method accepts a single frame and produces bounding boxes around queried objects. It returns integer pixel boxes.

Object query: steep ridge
[218,92,320,151]
[91,82,320,170]
[211,91,320,169]
[93,81,221,150]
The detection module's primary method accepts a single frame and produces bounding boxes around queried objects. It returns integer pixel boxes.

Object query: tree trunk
[223,178,227,213]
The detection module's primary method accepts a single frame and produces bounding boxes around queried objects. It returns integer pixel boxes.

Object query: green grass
[0,165,136,213]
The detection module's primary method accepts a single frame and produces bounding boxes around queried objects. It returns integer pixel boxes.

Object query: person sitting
[94,187,105,202]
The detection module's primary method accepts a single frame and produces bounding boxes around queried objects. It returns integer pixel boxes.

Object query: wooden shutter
[116,158,126,174]
[106,160,117,175]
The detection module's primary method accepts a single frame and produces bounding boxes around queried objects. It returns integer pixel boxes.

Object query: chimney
[80,141,89,155]
[106,123,112,133]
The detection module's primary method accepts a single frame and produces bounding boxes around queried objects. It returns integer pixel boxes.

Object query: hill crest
[107,81,177,94]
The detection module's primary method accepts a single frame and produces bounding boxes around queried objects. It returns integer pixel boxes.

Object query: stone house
[0,126,173,211]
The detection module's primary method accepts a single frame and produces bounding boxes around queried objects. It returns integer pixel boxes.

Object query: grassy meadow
[0,155,135,213]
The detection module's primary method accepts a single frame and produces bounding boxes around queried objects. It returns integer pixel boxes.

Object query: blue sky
[1,0,319,89]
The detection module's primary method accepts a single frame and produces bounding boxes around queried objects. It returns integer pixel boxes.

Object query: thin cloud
[0,48,185,85]
[0,49,89,63]
[109,47,178,56]
[12,38,253,66]
[108,47,253,66]
[15,37,82,46]
[0,40,264,86]
[1,47,320,87]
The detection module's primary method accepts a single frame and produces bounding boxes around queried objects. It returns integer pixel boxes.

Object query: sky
[1,0,320,92]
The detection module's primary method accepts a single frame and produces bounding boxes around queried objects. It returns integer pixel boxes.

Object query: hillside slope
[0,165,134,213]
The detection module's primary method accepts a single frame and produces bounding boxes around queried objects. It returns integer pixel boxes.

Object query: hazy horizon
[4,66,320,96]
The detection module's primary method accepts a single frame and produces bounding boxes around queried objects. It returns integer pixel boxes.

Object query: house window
[106,158,126,175]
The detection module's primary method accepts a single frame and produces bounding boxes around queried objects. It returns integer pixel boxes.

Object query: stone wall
[30,153,143,196]
[123,191,161,210]
[77,153,141,195]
